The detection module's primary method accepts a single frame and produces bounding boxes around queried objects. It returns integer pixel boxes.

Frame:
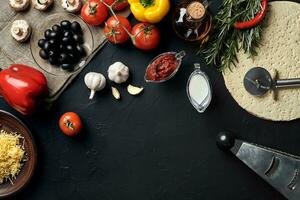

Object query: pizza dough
[223,1,300,121]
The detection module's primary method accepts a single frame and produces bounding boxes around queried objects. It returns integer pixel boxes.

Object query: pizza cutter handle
[275,79,300,89]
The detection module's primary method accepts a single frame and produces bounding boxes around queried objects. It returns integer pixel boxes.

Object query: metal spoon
[243,67,300,96]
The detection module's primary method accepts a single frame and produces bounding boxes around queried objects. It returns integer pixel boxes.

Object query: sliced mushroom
[11,20,31,43]
[61,0,82,13]
[9,0,30,11]
[32,0,54,11]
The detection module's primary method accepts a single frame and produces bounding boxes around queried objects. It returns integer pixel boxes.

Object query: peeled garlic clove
[127,84,144,96]
[111,87,121,100]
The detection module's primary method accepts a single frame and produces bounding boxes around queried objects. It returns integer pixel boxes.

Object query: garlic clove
[127,84,144,96]
[111,87,121,100]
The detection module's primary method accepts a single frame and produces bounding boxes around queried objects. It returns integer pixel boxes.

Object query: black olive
[39,49,48,59]
[71,21,82,34]
[52,24,62,33]
[38,39,46,48]
[43,41,52,52]
[66,45,74,52]
[48,51,57,59]
[62,37,71,44]
[63,31,73,38]
[59,53,68,63]
[49,31,59,39]
[75,44,86,57]
[68,53,78,63]
[59,44,67,51]
[48,57,58,65]
[60,20,71,30]
[44,29,52,39]
[61,63,74,71]
[73,34,83,44]
[49,39,58,47]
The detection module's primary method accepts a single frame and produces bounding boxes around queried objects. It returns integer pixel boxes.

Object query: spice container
[186,63,212,113]
[144,51,186,83]
[172,0,212,44]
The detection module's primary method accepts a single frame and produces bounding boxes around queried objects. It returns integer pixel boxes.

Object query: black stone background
[4,0,300,199]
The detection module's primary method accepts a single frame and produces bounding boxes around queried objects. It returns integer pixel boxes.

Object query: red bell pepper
[0,64,48,115]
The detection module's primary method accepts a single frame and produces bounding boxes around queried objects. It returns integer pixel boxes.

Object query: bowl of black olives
[30,13,93,76]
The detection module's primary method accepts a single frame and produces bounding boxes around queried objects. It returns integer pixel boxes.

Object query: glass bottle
[172,0,212,44]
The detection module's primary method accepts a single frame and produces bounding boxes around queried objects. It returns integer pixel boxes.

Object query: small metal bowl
[144,51,186,83]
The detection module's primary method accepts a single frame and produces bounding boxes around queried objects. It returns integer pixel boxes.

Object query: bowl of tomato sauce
[145,51,186,83]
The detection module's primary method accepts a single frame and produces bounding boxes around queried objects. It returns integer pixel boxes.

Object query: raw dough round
[223,1,300,121]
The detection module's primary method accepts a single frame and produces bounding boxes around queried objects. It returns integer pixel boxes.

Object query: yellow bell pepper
[128,0,170,23]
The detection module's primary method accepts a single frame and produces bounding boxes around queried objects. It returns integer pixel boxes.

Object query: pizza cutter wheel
[243,67,300,96]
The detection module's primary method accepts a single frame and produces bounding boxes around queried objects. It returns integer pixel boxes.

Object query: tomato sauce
[146,54,179,81]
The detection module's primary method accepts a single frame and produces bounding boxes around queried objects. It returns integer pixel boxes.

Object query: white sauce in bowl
[188,74,209,104]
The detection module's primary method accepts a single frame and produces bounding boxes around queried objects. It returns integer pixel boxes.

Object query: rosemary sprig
[201,0,264,71]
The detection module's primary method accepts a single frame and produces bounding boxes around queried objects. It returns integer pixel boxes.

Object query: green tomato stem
[101,0,136,44]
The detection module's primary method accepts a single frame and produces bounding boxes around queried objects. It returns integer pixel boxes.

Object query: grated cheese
[0,130,25,184]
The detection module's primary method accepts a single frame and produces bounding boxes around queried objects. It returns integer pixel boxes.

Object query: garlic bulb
[61,0,82,13]
[11,20,31,43]
[84,72,106,100]
[10,0,30,11]
[108,62,129,84]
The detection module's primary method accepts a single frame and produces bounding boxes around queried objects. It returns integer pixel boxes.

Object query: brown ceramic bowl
[0,110,37,199]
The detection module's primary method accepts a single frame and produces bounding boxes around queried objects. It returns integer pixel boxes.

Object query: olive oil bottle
[172,0,212,44]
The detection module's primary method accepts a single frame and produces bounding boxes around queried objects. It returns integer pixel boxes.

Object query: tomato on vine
[132,23,160,50]
[104,0,129,11]
[104,15,132,44]
[81,0,108,26]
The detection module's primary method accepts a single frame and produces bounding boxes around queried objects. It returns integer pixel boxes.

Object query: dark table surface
[4,0,300,199]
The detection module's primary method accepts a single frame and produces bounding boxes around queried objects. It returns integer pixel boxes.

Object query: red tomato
[81,0,108,26]
[104,0,128,11]
[132,23,160,51]
[59,112,83,137]
[104,15,132,44]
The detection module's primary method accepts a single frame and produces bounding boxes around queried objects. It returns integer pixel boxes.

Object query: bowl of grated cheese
[0,110,37,199]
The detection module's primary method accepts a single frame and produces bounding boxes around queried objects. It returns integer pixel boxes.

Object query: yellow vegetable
[128,0,170,23]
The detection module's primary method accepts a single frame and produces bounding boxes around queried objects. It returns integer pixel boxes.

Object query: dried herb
[200,0,265,71]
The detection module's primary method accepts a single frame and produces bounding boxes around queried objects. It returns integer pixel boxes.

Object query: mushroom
[32,0,54,11]
[9,0,30,11]
[61,0,82,13]
[11,20,31,43]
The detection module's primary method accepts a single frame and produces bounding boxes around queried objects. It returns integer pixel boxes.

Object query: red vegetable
[81,0,108,26]
[0,64,48,115]
[104,15,132,44]
[59,112,83,137]
[132,23,160,51]
[104,0,129,11]
[234,0,267,29]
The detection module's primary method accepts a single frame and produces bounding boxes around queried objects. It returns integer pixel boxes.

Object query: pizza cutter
[243,67,300,96]
[217,132,300,200]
